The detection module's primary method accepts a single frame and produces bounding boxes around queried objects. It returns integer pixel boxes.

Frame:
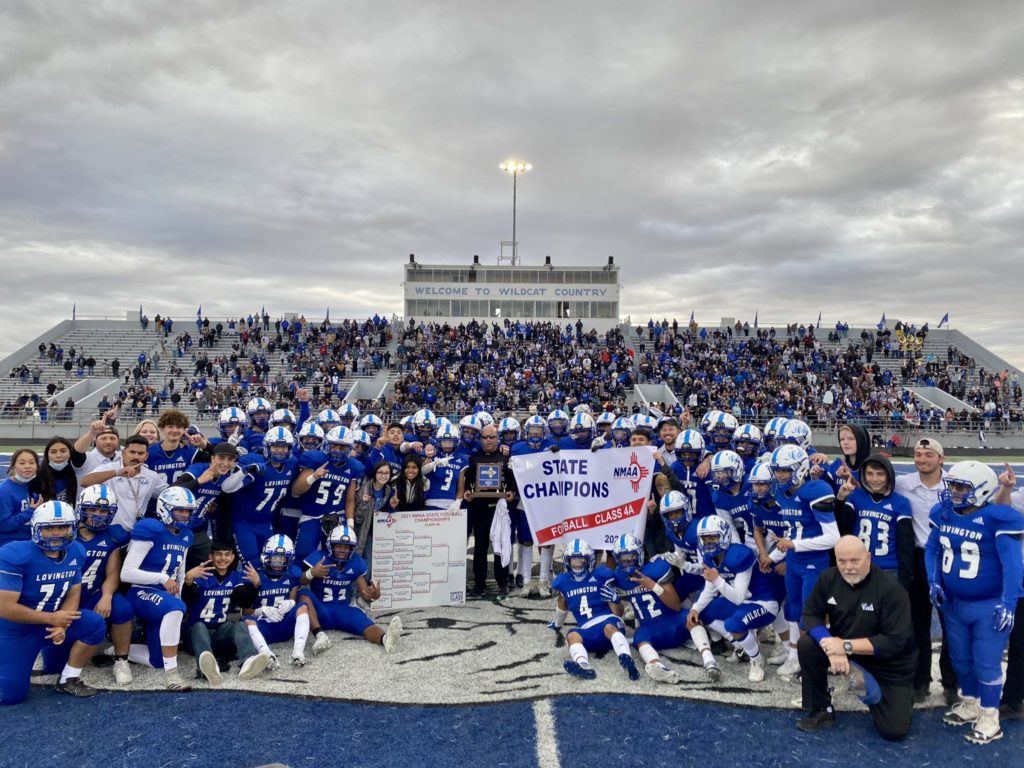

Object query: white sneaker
[944,696,982,727]
[703,659,722,682]
[198,651,223,686]
[777,654,801,679]
[113,659,133,685]
[768,646,791,665]
[537,582,551,599]
[644,661,680,684]
[290,652,306,667]
[265,652,280,672]
[748,658,766,683]
[383,616,402,654]
[518,580,535,598]
[312,631,332,655]
[165,668,192,691]
[238,651,270,680]
[965,707,1003,745]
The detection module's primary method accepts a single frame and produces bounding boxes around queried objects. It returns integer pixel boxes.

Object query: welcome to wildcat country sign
[509,446,656,548]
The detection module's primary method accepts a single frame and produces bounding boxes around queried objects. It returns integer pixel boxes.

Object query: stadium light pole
[499,160,531,264]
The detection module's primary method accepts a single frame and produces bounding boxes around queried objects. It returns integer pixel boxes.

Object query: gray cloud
[0,1,1021,367]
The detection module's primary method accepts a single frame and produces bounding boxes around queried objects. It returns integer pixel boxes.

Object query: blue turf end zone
[2,690,1021,768]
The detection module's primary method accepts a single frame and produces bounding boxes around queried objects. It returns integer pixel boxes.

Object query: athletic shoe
[54,677,97,698]
[312,631,332,655]
[965,707,1002,745]
[644,661,680,684]
[238,651,270,681]
[726,649,749,664]
[290,652,307,667]
[768,646,790,665]
[748,658,766,683]
[703,659,722,682]
[518,580,535,599]
[199,651,223,686]
[777,654,801,679]
[515,573,524,588]
[113,659,133,685]
[495,585,510,602]
[564,659,597,679]
[622,603,635,623]
[537,583,552,599]
[618,653,640,681]
[796,708,836,732]
[265,652,281,672]
[944,697,982,727]
[165,669,191,691]
[383,616,402,654]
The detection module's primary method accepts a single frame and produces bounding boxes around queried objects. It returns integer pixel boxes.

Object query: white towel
[490,497,512,568]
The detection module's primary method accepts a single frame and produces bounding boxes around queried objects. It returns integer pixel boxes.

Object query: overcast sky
[1,1,1022,368]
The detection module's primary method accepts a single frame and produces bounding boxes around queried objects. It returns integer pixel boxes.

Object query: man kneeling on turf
[298,524,401,653]
[549,538,639,681]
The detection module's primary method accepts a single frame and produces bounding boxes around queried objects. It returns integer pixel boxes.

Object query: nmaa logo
[611,452,651,493]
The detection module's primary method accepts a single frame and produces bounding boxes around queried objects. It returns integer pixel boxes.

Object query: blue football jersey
[756,480,835,564]
[128,518,193,589]
[254,565,303,609]
[929,502,1024,601]
[510,439,555,456]
[304,551,368,603]
[707,544,785,603]
[843,489,912,569]
[78,528,128,602]
[299,452,364,518]
[0,540,85,624]
[234,456,299,526]
[713,483,755,546]
[147,443,200,484]
[181,462,237,530]
[425,455,469,504]
[668,461,716,518]
[613,559,678,623]
[186,570,246,626]
[552,565,617,626]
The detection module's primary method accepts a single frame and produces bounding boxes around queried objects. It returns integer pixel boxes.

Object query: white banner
[509,446,655,549]
[372,505,467,609]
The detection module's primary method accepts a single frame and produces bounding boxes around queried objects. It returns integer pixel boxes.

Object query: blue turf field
[2,690,1022,768]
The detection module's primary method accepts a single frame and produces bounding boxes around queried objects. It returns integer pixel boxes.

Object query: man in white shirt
[74,416,123,477]
[893,437,957,705]
[81,435,168,533]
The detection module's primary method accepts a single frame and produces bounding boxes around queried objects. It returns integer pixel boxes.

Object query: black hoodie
[839,424,871,472]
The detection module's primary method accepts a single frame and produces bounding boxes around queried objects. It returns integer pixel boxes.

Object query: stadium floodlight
[499,160,532,265]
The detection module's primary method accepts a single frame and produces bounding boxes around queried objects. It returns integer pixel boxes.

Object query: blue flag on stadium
[139,304,143,320]
[197,305,202,319]
[876,312,886,330]
[817,311,821,328]
[72,303,76,321]
[939,312,949,328]
[754,310,758,328]
[326,307,330,322]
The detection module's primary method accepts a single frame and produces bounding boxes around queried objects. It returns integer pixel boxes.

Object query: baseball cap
[212,442,240,458]
[913,438,943,457]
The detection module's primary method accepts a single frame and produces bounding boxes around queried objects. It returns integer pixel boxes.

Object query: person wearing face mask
[0,450,43,545]
[796,536,916,740]
[36,437,83,504]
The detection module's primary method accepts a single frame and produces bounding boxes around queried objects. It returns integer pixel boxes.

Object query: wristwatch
[843,640,853,655]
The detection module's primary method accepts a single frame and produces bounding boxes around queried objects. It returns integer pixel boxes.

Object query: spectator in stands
[0,449,42,545]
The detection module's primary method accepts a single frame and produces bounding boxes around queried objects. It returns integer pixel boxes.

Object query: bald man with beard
[796,535,917,740]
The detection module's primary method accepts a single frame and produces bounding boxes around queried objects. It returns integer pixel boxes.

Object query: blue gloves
[993,604,1015,633]
[929,584,945,609]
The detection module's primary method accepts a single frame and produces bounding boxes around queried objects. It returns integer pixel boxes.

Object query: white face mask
[49,461,69,471]
[13,474,35,483]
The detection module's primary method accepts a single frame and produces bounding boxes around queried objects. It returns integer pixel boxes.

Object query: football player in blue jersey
[61,485,134,685]
[298,524,401,653]
[215,406,248,448]
[608,417,634,448]
[242,533,312,667]
[558,413,597,450]
[595,411,616,442]
[669,430,716,520]
[316,408,341,434]
[926,461,1024,745]
[657,490,709,603]
[349,429,375,476]
[498,417,521,450]
[762,417,789,453]
[753,445,839,679]
[0,501,105,703]
[147,409,205,485]
[121,487,197,690]
[549,538,638,681]
[423,424,469,510]
[457,414,484,457]
[733,423,764,473]
[270,407,298,432]
[338,403,361,430]
[835,455,913,590]
[290,427,364,562]
[511,415,556,597]
[610,533,683,683]
[359,414,384,445]
[374,422,409,474]
[710,450,755,549]
[687,515,785,683]
[232,426,300,567]
[176,441,247,568]
[776,419,828,466]
[706,412,738,455]
[182,540,270,685]
[547,409,570,440]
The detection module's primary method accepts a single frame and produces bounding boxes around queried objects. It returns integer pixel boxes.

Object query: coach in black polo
[796,535,917,740]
